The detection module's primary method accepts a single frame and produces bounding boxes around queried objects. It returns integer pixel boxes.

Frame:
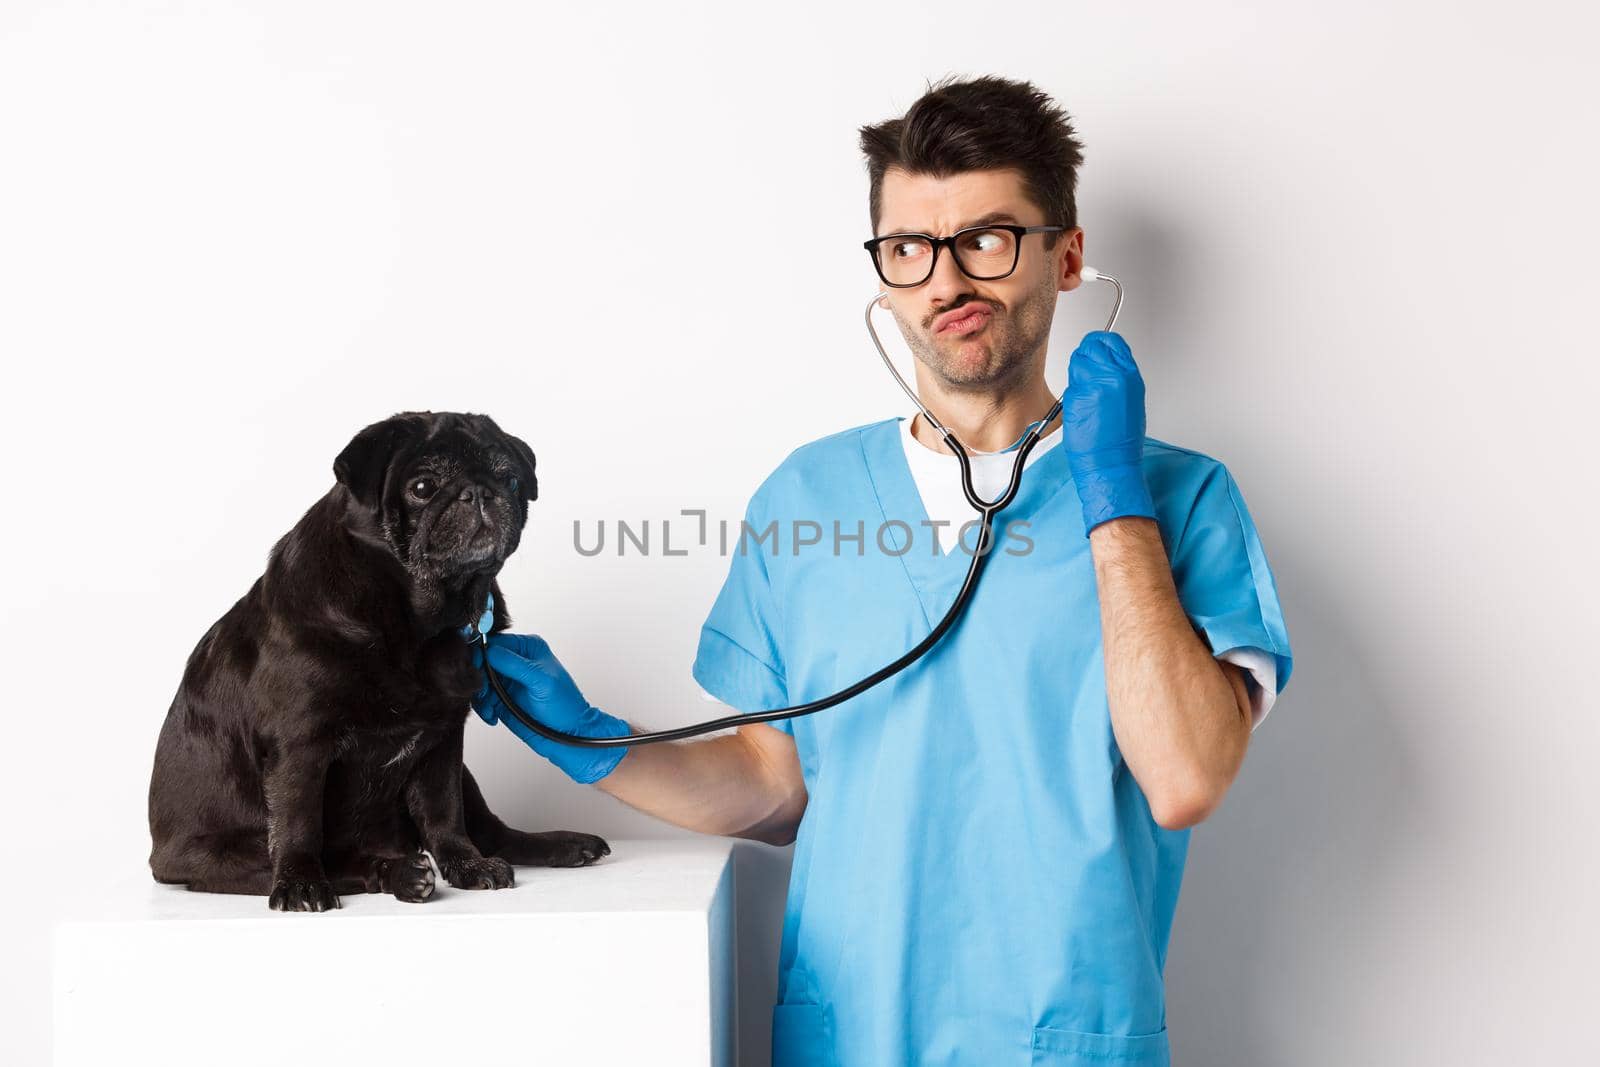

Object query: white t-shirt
[899,413,1062,555]
[702,415,1278,728]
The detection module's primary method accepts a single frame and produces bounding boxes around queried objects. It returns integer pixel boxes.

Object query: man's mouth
[936,307,993,335]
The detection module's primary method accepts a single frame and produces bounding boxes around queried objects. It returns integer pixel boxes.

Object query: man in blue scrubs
[474,74,1292,1066]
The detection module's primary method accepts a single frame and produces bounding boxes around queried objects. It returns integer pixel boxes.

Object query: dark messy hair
[858,74,1086,249]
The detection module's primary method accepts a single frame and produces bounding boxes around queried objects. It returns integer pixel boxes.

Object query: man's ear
[334,413,429,508]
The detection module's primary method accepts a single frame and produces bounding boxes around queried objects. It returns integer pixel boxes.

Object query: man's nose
[924,244,976,308]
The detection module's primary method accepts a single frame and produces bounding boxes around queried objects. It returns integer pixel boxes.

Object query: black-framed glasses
[862,223,1066,288]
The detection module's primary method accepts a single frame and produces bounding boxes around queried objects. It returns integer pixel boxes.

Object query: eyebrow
[878,211,1021,237]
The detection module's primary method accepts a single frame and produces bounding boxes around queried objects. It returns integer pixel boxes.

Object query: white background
[3,2,1597,1064]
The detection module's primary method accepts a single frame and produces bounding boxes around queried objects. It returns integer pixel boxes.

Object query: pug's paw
[439,854,514,890]
[381,854,436,903]
[268,876,341,912]
[540,830,611,867]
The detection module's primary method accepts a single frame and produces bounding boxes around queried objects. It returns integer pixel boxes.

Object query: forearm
[595,725,806,846]
[1090,516,1250,829]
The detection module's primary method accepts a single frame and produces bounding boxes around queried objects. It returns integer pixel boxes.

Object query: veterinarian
[473,75,1293,1066]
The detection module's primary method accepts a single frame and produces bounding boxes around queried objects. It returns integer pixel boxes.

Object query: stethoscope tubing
[481,481,1019,747]
[480,272,1123,748]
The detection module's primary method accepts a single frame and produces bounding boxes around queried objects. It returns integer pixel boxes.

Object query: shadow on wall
[734,841,794,1067]
[1163,543,1419,1065]
[1048,199,1199,374]
[1075,194,1420,1061]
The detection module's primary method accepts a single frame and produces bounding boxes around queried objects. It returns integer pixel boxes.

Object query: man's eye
[891,240,928,260]
[956,228,1010,254]
[409,477,438,500]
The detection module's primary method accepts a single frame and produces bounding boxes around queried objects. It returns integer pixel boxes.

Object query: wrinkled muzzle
[413,479,520,576]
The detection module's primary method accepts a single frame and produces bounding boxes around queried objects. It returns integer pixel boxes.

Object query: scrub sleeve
[692,500,795,735]
[1166,460,1294,698]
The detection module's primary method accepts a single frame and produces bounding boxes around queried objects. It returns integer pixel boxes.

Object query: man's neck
[908,373,1060,455]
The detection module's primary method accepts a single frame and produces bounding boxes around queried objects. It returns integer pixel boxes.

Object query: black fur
[148,410,608,912]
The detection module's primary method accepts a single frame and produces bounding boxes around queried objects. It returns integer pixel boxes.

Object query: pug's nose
[457,484,495,503]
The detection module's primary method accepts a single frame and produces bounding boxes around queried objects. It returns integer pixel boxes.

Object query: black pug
[148,410,609,911]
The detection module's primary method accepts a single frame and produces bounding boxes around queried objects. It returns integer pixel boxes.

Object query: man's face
[873,166,1084,393]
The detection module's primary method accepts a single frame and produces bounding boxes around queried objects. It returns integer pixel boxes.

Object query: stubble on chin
[900,286,1054,393]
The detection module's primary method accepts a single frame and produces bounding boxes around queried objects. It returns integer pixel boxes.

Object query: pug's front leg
[263,744,339,911]
[405,725,513,891]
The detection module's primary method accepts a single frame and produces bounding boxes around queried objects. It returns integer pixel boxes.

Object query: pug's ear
[471,413,538,503]
[504,432,538,503]
[334,413,428,508]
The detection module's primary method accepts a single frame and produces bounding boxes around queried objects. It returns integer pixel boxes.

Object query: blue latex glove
[470,633,631,784]
[1062,330,1158,535]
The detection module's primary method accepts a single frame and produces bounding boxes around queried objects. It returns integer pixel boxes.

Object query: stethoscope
[475,268,1125,747]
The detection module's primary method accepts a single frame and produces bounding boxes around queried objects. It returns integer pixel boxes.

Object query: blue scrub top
[692,417,1292,1067]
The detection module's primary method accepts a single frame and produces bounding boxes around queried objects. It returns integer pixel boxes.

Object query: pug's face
[333,411,537,584]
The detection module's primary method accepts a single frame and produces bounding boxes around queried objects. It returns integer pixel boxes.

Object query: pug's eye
[408,477,439,501]
[507,475,520,495]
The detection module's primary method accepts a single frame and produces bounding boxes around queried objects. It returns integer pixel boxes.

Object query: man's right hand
[471,633,633,784]
[473,635,808,845]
